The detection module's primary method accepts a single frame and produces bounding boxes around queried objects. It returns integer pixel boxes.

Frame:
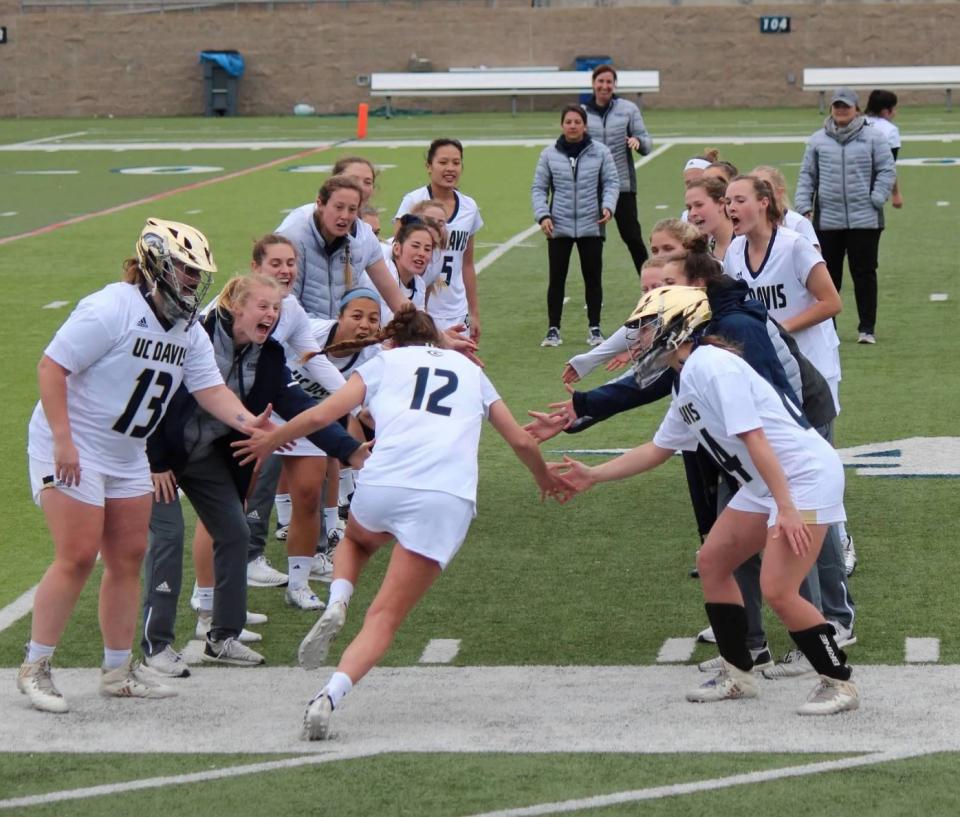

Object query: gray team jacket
[794,117,897,230]
[582,96,652,193]
[531,136,620,239]
[276,204,381,319]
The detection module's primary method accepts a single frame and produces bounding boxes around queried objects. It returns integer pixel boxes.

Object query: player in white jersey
[685,176,734,261]
[394,138,483,340]
[233,304,570,739]
[865,90,904,209]
[722,175,843,411]
[19,219,276,713]
[554,287,858,716]
[751,166,821,251]
[375,221,437,326]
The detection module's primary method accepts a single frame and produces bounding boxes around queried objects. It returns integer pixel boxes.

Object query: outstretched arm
[488,400,571,502]
[551,442,675,497]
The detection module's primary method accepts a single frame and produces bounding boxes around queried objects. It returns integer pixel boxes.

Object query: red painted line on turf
[0,145,331,247]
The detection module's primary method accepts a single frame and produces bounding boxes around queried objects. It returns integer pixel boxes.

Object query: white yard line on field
[459,747,931,817]
[905,637,940,663]
[0,586,37,633]
[11,131,89,146]
[656,638,696,663]
[419,638,461,663]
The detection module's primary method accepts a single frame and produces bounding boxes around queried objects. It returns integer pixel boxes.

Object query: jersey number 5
[113,368,174,438]
[410,367,459,416]
[440,254,454,286]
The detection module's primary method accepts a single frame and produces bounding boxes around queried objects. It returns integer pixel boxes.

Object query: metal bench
[369,69,660,116]
[803,66,960,112]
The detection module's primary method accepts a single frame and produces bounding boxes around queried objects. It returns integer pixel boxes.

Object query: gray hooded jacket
[794,116,897,230]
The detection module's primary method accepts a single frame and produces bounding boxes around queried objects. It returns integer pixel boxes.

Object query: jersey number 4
[113,368,174,438]
[410,367,459,416]
[699,428,752,483]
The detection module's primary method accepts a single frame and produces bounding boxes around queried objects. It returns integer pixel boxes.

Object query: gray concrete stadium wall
[0,1,956,117]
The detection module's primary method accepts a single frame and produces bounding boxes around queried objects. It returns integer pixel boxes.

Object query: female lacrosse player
[649,218,700,258]
[684,176,734,260]
[750,165,820,250]
[21,218,278,712]
[233,304,569,739]
[394,138,483,340]
[554,286,859,716]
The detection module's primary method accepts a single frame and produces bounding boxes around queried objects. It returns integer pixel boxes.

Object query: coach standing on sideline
[794,87,896,345]
[582,64,653,276]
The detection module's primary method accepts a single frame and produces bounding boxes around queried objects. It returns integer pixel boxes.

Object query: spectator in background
[865,89,904,209]
[533,105,619,348]
[794,87,896,345]
[582,64,653,275]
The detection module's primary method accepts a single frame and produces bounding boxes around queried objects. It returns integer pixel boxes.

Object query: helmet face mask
[136,218,216,323]
[623,286,712,386]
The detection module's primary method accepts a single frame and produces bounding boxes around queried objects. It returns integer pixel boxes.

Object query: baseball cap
[831,87,859,108]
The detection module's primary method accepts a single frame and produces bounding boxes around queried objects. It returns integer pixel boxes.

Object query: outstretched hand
[523,410,567,444]
[443,328,484,368]
[547,455,595,497]
[231,428,278,467]
[536,469,577,504]
[604,351,632,372]
[561,363,580,385]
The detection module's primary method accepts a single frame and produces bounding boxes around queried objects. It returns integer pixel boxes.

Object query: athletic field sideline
[0,109,958,816]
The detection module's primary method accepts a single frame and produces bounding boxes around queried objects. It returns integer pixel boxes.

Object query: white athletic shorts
[727,468,846,528]
[349,484,474,570]
[28,455,152,508]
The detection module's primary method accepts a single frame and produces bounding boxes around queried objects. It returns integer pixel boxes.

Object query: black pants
[817,228,882,333]
[547,236,603,329]
[613,191,649,274]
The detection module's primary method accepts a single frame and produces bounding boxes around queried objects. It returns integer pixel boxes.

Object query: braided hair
[324,303,440,356]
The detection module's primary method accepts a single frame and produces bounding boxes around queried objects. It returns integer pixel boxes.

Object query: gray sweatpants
[141,449,250,654]
[245,453,283,562]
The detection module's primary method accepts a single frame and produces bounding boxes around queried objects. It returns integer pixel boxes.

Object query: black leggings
[817,228,882,333]
[547,236,603,329]
[613,191,649,275]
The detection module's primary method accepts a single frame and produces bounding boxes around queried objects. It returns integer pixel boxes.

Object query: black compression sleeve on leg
[704,602,753,672]
[789,623,852,681]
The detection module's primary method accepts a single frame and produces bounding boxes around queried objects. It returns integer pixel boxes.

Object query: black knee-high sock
[704,602,752,672]
[789,623,852,681]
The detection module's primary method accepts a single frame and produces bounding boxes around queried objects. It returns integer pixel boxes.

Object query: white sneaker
[275,524,289,541]
[698,643,774,673]
[310,552,334,583]
[202,637,265,667]
[762,649,816,680]
[696,626,716,644]
[190,582,200,612]
[842,534,857,576]
[143,645,190,678]
[299,600,348,670]
[247,555,288,587]
[100,656,178,698]
[856,332,877,345]
[285,586,325,611]
[246,610,268,626]
[587,326,604,346]
[828,620,857,648]
[540,327,562,347]
[302,690,334,741]
[686,661,759,703]
[17,656,69,713]
[797,675,860,716]
[195,613,262,643]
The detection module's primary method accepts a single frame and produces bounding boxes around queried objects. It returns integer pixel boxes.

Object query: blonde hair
[751,165,791,212]
[651,218,700,246]
[409,199,449,249]
[122,258,147,285]
[213,273,282,319]
[640,256,670,271]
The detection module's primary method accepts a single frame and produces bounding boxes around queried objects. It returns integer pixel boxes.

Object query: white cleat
[247,555,288,587]
[699,643,773,673]
[246,610,268,626]
[17,656,69,713]
[686,660,759,703]
[100,656,178,698]
[309,552,334,583]
[762,649,817,680]
[301,690,334,741]
[143,645,190,678]
[196,613,262,643]
[828,620,857,649]
[298,600,348,670]
[696,626,716,644]
[275,524,289,541]
[285,586,325,611]
[797,675,860,716]
[842,534,858,576]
